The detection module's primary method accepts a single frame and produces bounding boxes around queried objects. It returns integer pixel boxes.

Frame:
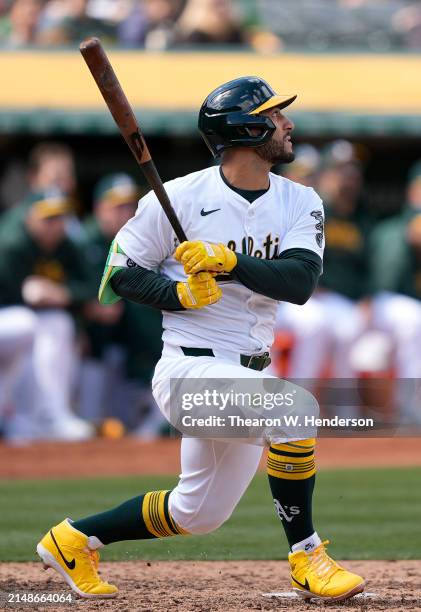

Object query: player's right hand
[177,272,222,309]
[175,241,237,274]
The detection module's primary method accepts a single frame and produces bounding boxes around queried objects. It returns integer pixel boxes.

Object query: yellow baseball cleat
[289,540,365,602]
[36,519,118,599]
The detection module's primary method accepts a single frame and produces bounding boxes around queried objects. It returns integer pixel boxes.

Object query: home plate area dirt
[0,560,420,612]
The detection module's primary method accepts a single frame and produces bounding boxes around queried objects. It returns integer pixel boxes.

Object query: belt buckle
[246,352,271,371]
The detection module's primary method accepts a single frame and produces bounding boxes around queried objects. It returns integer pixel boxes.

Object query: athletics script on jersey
[216,233,282,282]
[226,234,281,259]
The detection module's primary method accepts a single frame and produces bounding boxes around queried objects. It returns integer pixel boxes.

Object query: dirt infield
[1,437,421,479]
[0,560,420,611]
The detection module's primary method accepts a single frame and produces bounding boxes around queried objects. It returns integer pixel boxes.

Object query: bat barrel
[79,37,101,52]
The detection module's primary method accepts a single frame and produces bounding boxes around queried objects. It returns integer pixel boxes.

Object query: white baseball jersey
[115,165,324,354]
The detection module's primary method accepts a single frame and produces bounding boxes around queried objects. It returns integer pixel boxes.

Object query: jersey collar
[216,165,274,208]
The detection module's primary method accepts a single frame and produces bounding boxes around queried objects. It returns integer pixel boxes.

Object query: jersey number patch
[311,210,324,248]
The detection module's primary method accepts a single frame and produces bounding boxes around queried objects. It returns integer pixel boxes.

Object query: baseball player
[36,77,365,602]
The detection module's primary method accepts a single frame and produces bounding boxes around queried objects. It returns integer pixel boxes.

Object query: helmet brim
[248,94,297,115]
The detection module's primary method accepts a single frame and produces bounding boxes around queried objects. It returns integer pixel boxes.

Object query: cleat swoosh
[291,575,310,590]
[50,530,76,570]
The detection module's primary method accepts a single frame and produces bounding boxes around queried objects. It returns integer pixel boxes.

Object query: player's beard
[255,137,295,165]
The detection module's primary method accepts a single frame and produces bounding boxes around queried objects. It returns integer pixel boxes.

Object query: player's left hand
[175,241,237,274]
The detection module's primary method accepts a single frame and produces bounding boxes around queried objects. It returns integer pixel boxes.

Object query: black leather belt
[180,346,271,372]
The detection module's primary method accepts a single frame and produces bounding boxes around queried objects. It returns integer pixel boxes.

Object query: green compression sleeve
[232,248,322,305]
[111,266,184,311]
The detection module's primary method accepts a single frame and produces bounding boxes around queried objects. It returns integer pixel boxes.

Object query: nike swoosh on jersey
[200,208,221,216]
[50,529,76,570]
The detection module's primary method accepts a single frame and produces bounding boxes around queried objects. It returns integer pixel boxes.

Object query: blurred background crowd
[0,0,420,444]
[0,143,166,442]
[1,0,421,52]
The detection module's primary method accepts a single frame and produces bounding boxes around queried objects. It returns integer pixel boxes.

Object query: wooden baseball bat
[79,37,187,243]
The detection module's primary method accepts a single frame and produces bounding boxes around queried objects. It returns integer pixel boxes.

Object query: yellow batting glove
[175,241,237,275]
[177,272,222,309]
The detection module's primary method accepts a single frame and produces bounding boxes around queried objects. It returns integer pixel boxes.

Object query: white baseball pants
[152,342,313,534]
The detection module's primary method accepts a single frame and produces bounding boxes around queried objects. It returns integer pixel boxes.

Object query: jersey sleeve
[114,188,177,269]
[279,187,325,259]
